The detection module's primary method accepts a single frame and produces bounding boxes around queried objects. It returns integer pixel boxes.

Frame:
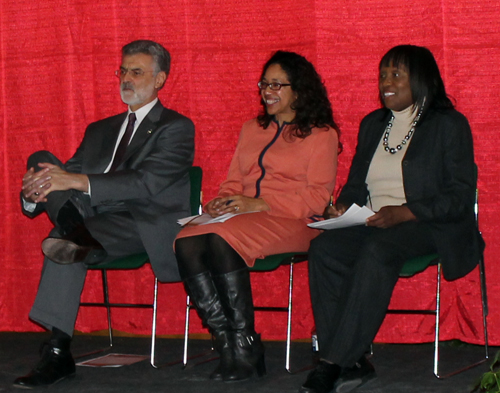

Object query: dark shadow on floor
[0,332,493,393]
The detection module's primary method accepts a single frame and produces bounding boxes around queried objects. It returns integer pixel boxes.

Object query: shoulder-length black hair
[379,45,454,114]
[257,50,340,139]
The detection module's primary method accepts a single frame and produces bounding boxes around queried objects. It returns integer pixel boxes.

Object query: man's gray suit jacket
[24,100,195,282]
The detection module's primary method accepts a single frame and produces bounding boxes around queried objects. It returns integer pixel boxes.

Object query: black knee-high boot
[183,271,232,380]
[213,268,266,382]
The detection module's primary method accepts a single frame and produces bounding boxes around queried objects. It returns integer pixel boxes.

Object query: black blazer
[337,107,483,281]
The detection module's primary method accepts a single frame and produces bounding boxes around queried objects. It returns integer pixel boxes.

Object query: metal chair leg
[479,256,489,360]
[433,263,441,377]
[182,295,216,368]
[74,269,113,359]
[285,261,293,373]
[151,277,158,368]
[78,268,160,365]
[434,263,489,378]
[183,295,191,367]
[102,269,113,348]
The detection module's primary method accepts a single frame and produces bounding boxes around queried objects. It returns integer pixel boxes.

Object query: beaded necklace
[382,106,424,154]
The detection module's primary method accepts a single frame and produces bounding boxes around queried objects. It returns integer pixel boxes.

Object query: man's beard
[120,81,155,107]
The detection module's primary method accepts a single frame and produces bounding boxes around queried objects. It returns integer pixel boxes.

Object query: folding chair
[80,166,203,368]
[183,252,308,373]
[386,187,488,378]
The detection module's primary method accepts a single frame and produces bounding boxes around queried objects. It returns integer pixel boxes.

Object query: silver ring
[234,206,239,211]
[34,192,40,196]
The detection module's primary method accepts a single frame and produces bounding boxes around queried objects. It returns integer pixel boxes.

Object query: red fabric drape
[1,0,499,345]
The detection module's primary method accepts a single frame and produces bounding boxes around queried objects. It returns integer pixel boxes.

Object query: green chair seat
[399,253,439,277]
[87,252,150,270]
[250,252,308,272]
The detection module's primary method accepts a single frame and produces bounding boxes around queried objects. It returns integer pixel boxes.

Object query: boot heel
[256,354,266,377]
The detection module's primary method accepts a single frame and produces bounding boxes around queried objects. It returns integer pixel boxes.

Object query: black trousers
[308,221,437,367]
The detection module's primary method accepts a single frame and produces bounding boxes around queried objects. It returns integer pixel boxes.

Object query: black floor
[0,332,493,392]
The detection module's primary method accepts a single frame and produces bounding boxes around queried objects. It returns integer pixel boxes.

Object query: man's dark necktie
[110,112,136,172]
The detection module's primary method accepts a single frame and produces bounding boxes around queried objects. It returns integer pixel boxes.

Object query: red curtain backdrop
[1,0,499,345]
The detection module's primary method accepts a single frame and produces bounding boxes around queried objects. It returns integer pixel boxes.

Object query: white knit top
[365,105,418,211]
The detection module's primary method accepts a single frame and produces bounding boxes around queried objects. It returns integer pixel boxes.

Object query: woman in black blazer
[300,45,484,393]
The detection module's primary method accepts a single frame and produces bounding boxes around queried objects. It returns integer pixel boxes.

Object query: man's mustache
[121,82,134,91]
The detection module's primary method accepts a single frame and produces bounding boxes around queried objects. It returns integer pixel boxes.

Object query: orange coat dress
[176,118,338,266]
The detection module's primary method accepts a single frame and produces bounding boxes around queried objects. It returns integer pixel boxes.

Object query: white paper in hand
[307,204,374,230]
[177,211,258,226]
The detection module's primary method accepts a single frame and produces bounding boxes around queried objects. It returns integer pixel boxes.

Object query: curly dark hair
[379,45,454,115]
[257,51,340,139]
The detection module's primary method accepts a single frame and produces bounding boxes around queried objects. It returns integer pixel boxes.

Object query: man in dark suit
[15,40,195,388]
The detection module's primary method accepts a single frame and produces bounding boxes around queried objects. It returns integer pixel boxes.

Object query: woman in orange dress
[175,50,339,382]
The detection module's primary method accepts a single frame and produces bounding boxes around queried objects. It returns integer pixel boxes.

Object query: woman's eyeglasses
[258,81,292,91]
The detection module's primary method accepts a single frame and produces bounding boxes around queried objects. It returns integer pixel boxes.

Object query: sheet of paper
[177,213,213,226]
[307,203,374,230]
[177,211,258,226]
[76,353,149,368]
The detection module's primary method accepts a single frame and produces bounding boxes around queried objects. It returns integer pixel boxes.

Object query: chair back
[189,166,203,215]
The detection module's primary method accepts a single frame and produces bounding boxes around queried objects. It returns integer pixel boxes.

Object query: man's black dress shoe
[13,342,75,389]
[334,356,376,393]
[42,224,107,265]
[300,361,341,393]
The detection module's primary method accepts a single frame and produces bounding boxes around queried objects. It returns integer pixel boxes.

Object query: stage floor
[0,332,493,392]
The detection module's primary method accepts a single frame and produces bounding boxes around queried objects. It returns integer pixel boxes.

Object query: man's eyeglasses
[257,81,292,91]
[115,68,155,79]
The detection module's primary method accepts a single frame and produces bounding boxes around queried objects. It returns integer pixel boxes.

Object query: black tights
[175,234,247,279]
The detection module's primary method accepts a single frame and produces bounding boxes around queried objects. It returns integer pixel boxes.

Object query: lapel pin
[147,129,153,134]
